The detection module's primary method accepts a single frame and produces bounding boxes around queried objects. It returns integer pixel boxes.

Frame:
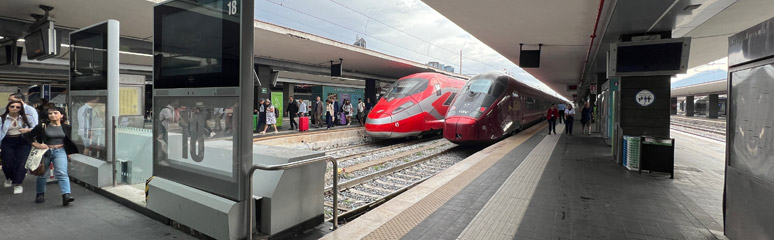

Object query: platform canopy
[0,0,466,87]
[421,0,774,100]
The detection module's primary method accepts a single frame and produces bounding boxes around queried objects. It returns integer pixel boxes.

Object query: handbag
[25,123,50,176]
[26,147,50,176]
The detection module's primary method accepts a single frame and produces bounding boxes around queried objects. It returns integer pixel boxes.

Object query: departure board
[154,0,240,88]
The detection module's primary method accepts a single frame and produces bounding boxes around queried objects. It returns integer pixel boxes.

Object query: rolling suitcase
[299,116,309,131]
[340,113,347,125]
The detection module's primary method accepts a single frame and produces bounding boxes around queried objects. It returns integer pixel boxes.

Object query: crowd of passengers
[545,102,594,136]
[254,95,372,134]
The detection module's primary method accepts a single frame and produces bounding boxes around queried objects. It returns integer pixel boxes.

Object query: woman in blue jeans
[25,107,79,206]
[1,100,37,194]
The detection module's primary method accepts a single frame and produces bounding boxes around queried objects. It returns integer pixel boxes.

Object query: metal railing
[246,155,338,239]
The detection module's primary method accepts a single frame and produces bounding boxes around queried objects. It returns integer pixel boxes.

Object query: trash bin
[622,135,641,171]
[253,115,258,132]
[639,137,675,178]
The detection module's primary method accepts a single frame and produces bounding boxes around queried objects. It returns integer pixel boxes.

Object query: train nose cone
[444,117,477,142]
[365,114,393,138]
[444,117,459,140]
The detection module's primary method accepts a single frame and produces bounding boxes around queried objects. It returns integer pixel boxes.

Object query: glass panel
[729,64,774,183]
[70,96,108,161]
[153,0,240,88]
[70,23,108,91]
[383,78,428,100]
[153,96,240,199]
[447,79,505,118]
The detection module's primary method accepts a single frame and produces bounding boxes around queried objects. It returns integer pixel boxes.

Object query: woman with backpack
[1,100,38,194]
[25,107,77,205]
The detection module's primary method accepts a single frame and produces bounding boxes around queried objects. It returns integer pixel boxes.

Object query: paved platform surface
[0,174,194,240]
[252,117,364,140]
[323,122,728,240]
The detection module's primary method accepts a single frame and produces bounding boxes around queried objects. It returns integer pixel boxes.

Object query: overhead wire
[326,0,509,72]
[261,0,563,98]
[262,0,482,74]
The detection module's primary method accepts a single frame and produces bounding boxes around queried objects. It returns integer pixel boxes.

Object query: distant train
[693,95,727,117]
[365,72,466,138]
[444,72,563,144]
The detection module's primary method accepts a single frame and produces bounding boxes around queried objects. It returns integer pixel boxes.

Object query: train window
[467,80,492,94]
[443,93,457,106]
[383,78,429,100]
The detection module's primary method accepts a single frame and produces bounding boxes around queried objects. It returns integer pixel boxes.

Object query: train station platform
[0,175,193,239]
[322,122,727,240]
[252,117,364,140]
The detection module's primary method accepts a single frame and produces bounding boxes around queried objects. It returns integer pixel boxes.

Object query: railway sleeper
[348,188,385,199]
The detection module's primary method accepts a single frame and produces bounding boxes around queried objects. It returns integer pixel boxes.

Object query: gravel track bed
[670,119,726,142]
[324,147,477,219]
[323,138,448,182]
[325,142,454,187]
[336,138,447,168]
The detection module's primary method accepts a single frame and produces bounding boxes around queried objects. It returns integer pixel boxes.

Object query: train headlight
[392,101,415,114]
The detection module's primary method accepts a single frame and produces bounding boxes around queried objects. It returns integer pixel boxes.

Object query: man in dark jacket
[314,96,324,128]
[287,96,299,130]
[333,97,340,125]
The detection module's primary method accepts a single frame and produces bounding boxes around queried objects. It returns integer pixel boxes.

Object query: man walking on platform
[557,102,566,124]
[287,96,299,130]
[546,104,559,135]
[314,96,324,128]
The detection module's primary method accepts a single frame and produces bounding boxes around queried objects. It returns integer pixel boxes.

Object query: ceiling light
[683,4,701,11]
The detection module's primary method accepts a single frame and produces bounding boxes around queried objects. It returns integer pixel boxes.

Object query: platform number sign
[635,90,655,107]
[226,0,238,15]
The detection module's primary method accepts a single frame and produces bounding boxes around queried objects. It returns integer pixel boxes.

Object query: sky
[671,57,727,83]
[253,0,568,101]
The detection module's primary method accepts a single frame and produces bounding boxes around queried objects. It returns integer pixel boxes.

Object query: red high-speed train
[444,72,564,144]
[366,72,465,139]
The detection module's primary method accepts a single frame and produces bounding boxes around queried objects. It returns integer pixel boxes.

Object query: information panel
[70,23,108,91]
[154,0,240,89]
[153,0,248,200]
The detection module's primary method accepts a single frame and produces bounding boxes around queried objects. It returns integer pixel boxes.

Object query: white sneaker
[13,185,22,194]
[3,179,11,188]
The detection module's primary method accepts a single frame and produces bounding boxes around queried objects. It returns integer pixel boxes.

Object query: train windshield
[383,78,428,100]
[447,79,506,118]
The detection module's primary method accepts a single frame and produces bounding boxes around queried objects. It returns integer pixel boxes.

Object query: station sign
[635,89,655,107]
[42,84,50,100]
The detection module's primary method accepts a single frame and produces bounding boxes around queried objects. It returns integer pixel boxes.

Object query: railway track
[322,144,477,222]
[670,120,726,142]
[323,138,447,184]
[325,136,441,160]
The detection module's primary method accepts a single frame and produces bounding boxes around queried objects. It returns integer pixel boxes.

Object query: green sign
[261,87,268,94]
[271,91,283,127]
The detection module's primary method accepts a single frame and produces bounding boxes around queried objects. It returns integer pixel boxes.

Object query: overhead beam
[254,57,397,82]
